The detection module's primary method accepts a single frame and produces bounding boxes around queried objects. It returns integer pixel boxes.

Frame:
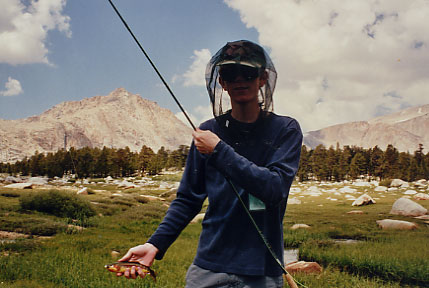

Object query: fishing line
[106,0,195,131]
[106,1,307,287]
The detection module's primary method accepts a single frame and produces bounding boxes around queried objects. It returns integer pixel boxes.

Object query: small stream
[284,239,360,264]
[333,239,360,244]
[284,248,299,264]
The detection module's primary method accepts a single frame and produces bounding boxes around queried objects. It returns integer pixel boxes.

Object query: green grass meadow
[0,178,428,287]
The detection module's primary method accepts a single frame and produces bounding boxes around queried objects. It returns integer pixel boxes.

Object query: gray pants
[185,263,284,288]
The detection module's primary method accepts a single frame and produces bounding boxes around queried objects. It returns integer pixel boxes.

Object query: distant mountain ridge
[0,88,193,162]
[304,104,429,152]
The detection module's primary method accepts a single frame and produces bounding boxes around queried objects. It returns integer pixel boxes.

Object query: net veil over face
[205,40,277,120]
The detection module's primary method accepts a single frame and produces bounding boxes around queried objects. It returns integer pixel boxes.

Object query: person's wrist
[146,242,159,253]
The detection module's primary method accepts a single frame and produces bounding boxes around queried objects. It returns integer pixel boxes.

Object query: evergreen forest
[1,144,428,182]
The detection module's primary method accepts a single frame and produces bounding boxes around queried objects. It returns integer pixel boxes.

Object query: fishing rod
[106,0,195,131]
[106,1,305,287]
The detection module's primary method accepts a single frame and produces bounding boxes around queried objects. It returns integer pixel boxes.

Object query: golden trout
[104,262,156,281]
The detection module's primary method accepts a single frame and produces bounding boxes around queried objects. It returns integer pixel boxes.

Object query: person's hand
[116,243,159,279]
[192,128,220,154]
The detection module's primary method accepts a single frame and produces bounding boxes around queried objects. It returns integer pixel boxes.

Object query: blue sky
[1,0,429,133]
[0,0,257,122]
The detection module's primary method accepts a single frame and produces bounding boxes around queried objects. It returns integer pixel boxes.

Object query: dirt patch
[0,230,30,239]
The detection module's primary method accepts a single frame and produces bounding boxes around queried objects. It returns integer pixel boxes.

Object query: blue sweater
[148,112,303,276]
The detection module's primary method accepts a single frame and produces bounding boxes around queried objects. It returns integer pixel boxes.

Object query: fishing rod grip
[284,273,299,288]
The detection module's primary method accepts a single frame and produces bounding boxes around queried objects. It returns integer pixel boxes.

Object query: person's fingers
[137,267,147,279]
[124,268,130,279]
[118,250,132,262]
[130,266,137,279]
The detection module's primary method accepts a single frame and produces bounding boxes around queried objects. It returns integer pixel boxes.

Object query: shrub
[379,179,392,187]
[0,192,20,198]
[134,195,149,204]
[19,190,95,220]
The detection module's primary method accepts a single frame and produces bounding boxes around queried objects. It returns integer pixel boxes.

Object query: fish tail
[149,269,157,282]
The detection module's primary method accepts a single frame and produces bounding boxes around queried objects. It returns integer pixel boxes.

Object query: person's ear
[219,76,227,89]
[259,70,268,88]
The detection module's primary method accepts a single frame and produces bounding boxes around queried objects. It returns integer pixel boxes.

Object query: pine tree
[29,151,45,176]
[138,145,155,175]
[326,146,339,181]
[349,152,367,179]
[311,145,329,181]
[297,146,311,181]
[338,146,352,180]
[398,152,412,181]
[382,144,400,179]
[369,146,384,179]
[414,144,426,180]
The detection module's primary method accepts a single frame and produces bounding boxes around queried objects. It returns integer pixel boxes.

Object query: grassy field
[0,175,428,287]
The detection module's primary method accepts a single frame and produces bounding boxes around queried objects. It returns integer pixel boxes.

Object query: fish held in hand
[104,262,156,281]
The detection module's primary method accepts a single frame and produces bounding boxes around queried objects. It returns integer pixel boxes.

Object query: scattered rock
[403,190,417,195]
[352,194,376,206]
[286,261,323,274]
[191,213,205,223]
[390,179,407,187]
[77,187,88,195]
[414,215,429,220]
[289,187,302,193]
[339,186,357,193]
[4,183,33,189]
[117,180,136,189]
[413,180,427,188]
[400,182,410,188]
[290,224,310,230]
[376,219,418,230]
[413,193,429,200]
[352,181,371,187]
[302,186,322,196]
[4,176,22,183]
[111,250,121,259]
[159,188,178,198]
[287,197,302,205]
[67,224,85,232]
[374,186,388,192]
[345,195,356,200]
[141,195,163,201]
[28,177,48,185]
[159,181,172,189]
[347,210,364,214]
[390,198,427,217]
[0,231,29,240]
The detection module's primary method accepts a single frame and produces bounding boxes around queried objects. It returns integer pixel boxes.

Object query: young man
[115,40,303,287]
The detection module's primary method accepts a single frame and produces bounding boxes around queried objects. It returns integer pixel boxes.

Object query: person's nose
[231,74,246,82]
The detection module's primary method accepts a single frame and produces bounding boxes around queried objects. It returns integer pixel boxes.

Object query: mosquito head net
[205,40,277,120]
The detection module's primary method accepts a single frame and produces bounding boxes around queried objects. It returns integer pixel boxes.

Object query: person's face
[219,64,267,105]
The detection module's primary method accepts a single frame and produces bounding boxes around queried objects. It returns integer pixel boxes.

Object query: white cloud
[182,49,212,87]
[0,0,71,65]
[0,77,23,96]
[224,0,429,132]
[175,104,212,128]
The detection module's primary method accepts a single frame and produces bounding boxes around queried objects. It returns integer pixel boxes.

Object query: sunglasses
[219,64,261,82]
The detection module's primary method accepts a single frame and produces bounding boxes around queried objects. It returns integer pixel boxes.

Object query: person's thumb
[118,250,132,262]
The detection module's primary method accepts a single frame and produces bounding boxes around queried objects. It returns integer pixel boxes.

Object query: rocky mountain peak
[304,104,429,152]
[0,89,193,163]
